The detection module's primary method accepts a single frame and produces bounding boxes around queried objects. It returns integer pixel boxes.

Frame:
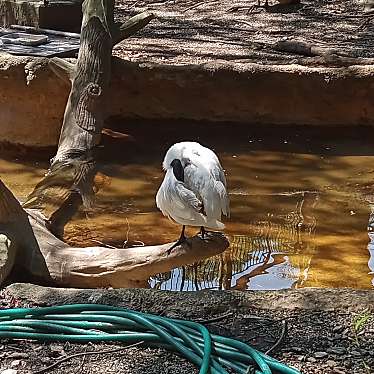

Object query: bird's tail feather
[204,219,225,230]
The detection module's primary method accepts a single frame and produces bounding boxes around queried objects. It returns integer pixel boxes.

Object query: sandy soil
[113,0,374,65]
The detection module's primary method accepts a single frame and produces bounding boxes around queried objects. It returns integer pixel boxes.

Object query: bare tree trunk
[0,1,229,288]
[23,0,154,234]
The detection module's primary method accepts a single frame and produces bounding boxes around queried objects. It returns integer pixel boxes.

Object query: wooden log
[0,179,229,288]
[22,0,114,226]
[29,209,229,288]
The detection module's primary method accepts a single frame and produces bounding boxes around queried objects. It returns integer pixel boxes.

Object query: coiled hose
[0,304,300,374]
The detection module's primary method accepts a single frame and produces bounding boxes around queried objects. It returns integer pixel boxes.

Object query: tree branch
[0,179,229,288]
[112,11,155,45]
[48,57,76,84]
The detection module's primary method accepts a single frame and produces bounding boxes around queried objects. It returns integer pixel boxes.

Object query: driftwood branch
[30,211,229,288]
[0,180,229,288]
[48,57,76,84]
[113,11,155,45]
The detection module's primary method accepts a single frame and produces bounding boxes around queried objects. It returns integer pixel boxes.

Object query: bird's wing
[201,148,230,216]
[184,161,229,220]
[214,179,230,217]
[156,169,202,222]
[198,146,227,187]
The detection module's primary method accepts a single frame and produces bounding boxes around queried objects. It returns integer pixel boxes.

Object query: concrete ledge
[5,283,374,313]
[1,53,374,146]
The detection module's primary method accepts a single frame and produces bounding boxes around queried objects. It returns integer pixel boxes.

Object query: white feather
[156,141,229,230]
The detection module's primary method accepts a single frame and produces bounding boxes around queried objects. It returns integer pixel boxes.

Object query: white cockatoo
[156,141,230,251]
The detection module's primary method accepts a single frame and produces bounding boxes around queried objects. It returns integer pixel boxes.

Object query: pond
[1,122,374,290]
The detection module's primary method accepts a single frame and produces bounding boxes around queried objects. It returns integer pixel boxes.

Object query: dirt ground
[0,285,373,374]
[113,0,374,65]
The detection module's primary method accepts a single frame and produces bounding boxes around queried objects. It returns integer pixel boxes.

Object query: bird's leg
[200,226,206,239]
[167,225,187,254]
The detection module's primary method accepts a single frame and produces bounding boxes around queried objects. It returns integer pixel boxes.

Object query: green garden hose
[0,304,300,374]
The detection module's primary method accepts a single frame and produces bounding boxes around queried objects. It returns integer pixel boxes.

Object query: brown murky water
[1,123,374,290]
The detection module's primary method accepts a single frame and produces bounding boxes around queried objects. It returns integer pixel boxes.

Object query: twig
[341,11,374,18]
[132,240,146,247]
[265,320,288,355]
[227,5,261,13]
[32,341,144,374]
[357,16,374,31]
[75,345,87,374]
[227,5,251,12]
[182,1,204,11]
[122,217,131,248]
[148,0,179,7]
[182,0,218,12]
[194,311,234,324]
[128,0,140,9]
[121,218,145,248]
[90,239,118,250]
[234,20,257,28]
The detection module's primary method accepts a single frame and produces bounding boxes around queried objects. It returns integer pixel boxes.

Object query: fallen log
[0,180,229,288]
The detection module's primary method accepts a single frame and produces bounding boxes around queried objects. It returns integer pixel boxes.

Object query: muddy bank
[1,52,374,147]
[0,284,373,374]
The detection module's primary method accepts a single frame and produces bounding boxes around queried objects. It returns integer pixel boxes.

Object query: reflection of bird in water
[156,141,230,251]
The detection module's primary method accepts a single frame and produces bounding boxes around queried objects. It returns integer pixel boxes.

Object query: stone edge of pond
[2,52,374,147]
[4,283,374,314]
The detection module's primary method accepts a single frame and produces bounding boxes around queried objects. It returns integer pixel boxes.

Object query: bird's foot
[246,0,269,13]
[199,227,209,239]
[167,236,190,255]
